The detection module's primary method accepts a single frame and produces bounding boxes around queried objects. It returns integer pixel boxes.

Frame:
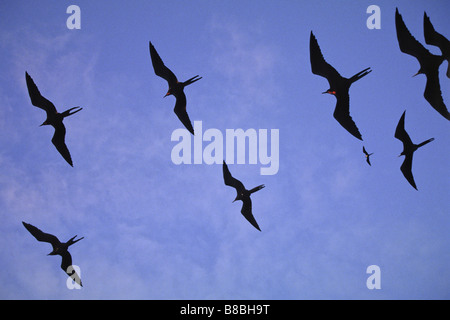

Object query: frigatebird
[309,31,371,141]
[25,72,82,166]
[22,221,83,287]
[222,161,265,231]
[149,41,201,135]
[424,12,450,78]
[394,110,434,190]
[395,8,450,121]
[363,146,373,166]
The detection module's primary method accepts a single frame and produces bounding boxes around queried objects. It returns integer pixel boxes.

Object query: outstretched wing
[25,72,57,115]
[61,251,82,287]
[400,153,417,190]
[51,122,74,166]
[309,31,342,86]
[222,161,246,195]
[395,111,413,148]
[423,12,450,59]
[22,221,61,251]
[333,92,363,140]
[149,42,178,87]
[395,8,431,63]
[423,70,450,120]
[241,197,261,231]
[173,93,194,135]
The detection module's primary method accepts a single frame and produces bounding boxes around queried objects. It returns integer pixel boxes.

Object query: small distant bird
[395,8,450,121]
[149,41,201,135]
[423,12,450,78]
[25,72,82,166]
[22,221,84,287]
[310,31,371,141]
[394,110,434,190]
[222,161,265,231]
[363,146,373,166]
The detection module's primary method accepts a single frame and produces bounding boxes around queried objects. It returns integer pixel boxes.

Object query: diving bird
[309,31,371,141]
[363,146,373,166]
[395,8,450,121]
[423,11,450,78]
[394,110,434,190]
[22,221,84,287]
[222,161,265,231]
[25,72,82,166]
[149,41,201,135]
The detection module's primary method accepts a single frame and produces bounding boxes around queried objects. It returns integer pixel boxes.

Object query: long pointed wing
[149,42,178,87]
[400,154,417,190]
[333,92,363,140]
[51,122,74,166]
[423,71,450,120]
[61,251,82,287]
[25,72,57,115]
[309,31,341,85]
[173,93,194,135]
[395,8,431,62]
[241,197,261,231]
[222,161,246,194]
[423,12,450,59]
[395,111,413,147]
[22,222,61,250]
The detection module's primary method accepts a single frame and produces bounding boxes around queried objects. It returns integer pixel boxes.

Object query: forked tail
[417,137,434,148]
[183,75,202,86]
[349,67,372,83]
[67,235,84,247]
[249,184,265,194]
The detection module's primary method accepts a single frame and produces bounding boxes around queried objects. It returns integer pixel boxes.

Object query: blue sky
[0,0,448,299]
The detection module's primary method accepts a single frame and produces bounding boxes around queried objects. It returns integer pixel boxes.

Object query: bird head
[47,249,58,256]
[412,68,424,77]
[164,90,172,98]
[322,89,336,95]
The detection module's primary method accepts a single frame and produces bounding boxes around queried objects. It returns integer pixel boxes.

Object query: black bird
[363,146,373,166]
[222,161,265,231]
[310,31,371,141]
[25,72,82,166]
[22,221,84,287]
[149,41,201,135]
[395,8,450,121]
[394,110,434,190]
[424,12,450,78]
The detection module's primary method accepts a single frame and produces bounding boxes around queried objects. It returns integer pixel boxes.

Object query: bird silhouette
[309,31,371,141]
[395,8,450,121]
[25,72,82,167]
[222,161,265,231]
[22,221,83,287]
[149,41,201,135]
[423,11,450,78]
[363,146,373,166]
[394,110,434,190]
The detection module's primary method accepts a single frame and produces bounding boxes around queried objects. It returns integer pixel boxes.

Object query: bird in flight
[25,72,82,167]
[394,110,434,190]
[222,161,265,231]
[395,8,450,121]
[22,221,84,287]
[363,146,373,166]
[423,11,450,78]
[149,41,202,135]
[309,31,371,141]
